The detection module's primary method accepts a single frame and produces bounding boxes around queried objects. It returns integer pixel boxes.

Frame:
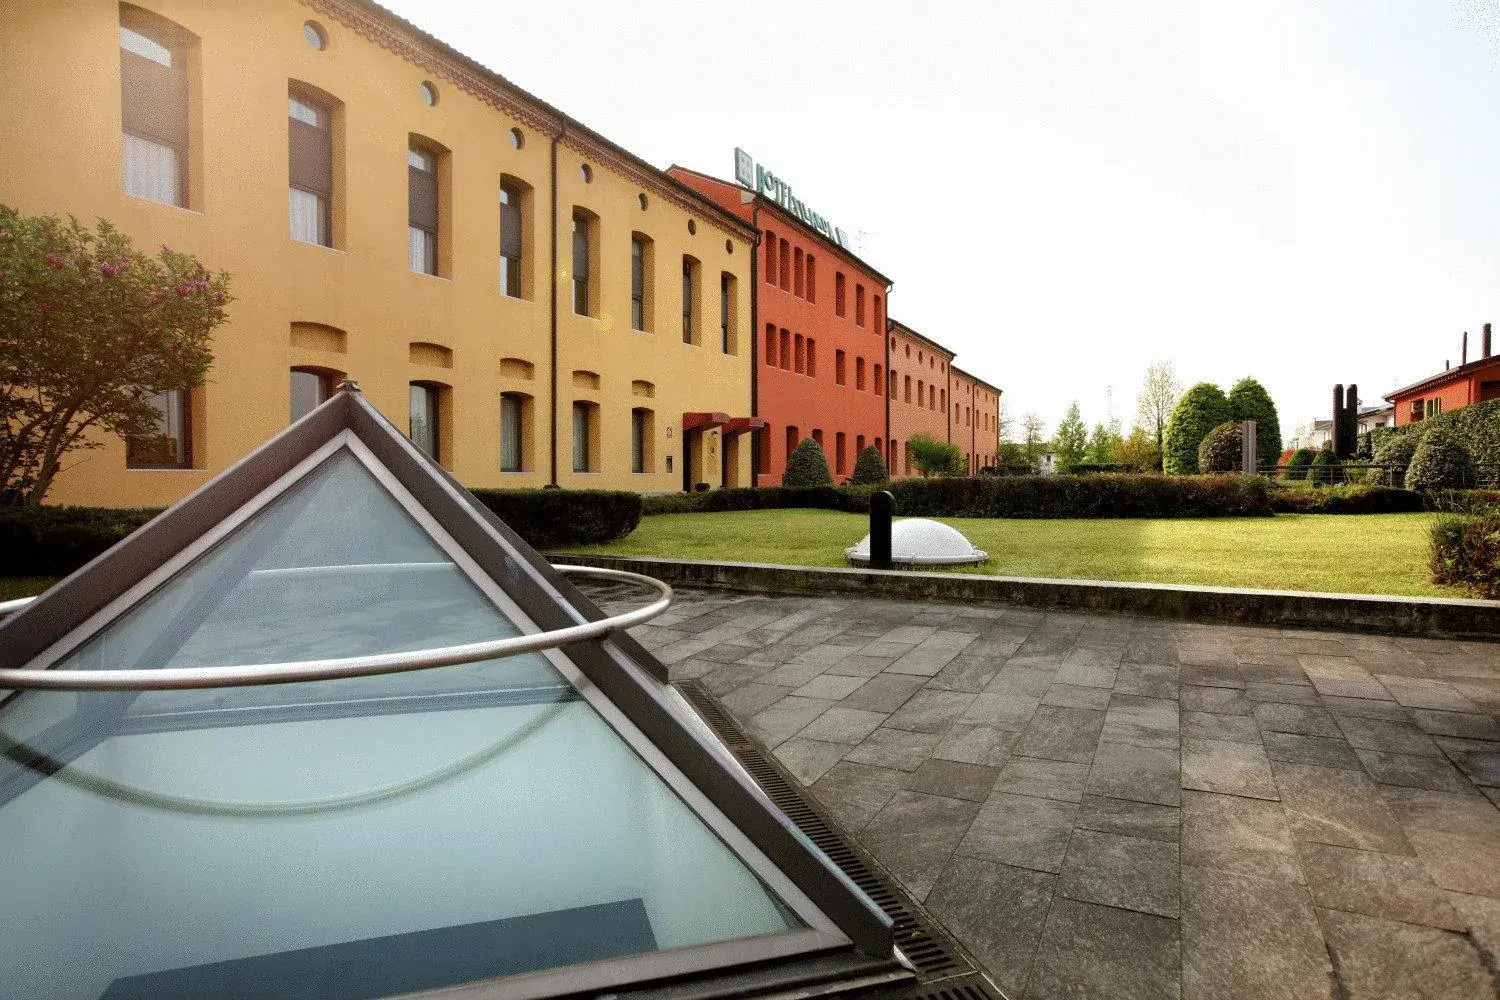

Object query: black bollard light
[870,490,894,570]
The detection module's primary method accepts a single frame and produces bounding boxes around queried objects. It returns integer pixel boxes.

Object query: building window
[785,426,799,461]
[126,388,191,468]
[856,434,865,455]
[120,8,193,208]
[888,439,898,471]
[765,323,777,367]
[630,233,651,330]
[835,273,846,317]
[855,284,866,327]
[835,350,847,386]
[764,231,776,283]
[874,363,883,396]
[873,294,882,333]
[631,407,654,473]
[681,256,700,344]
[1409,400,1424,422]
[940,388,946,411]
[288,91,332,247]
[806,254,816,302]
[418,80,438,106]
[835,432,846,476]
[720,272,735,354]
[303,20,327,49]
[905,375,912,403]
[793,247,804,298]
[812,429,824,448]
[794,334,805,375]
[572,209,597,316]
[807,338,816,378]
[1426,398,1442,419]
[500,181,525,297]
[855,357,866,391]
[407,144,439,275]
[500,392,528,472]
[408,382,442,459]
[778,238,791,290]
[572,401,595,472]
[289,368,332,422]
[779,329,791,370]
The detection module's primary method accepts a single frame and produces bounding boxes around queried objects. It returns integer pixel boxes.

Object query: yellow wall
[0,0,753,506]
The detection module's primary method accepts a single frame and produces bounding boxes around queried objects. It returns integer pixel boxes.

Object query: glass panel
[122,133,180,207]
[408,147,434,172]
[120,24,171,66]
[289,370,329,422]
[409,226,436,274]
[126,388,188,467]
[572,402,589,472]
[409,384,438,457]
[289,187,328,246]
[500,395,522,472]
[0,449,799,1000]
[288,96,323,127]
[632,411,644,474]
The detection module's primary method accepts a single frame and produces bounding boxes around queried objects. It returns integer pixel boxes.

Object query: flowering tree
[0,206,229,504]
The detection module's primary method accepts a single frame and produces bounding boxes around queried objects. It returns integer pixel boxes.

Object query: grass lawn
[568,510,1462,598]
[0,577,55,602]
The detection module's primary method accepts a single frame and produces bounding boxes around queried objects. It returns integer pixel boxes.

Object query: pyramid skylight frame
[0,386,899,1000]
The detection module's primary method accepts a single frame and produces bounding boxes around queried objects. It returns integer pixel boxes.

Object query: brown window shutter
[500,199,522,258]
[572,220,589,276]
[120,50,188,147]
[288,118,331,197]
[409,163,438,231]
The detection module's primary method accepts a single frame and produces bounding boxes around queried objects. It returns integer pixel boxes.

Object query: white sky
[383,0,1500,439]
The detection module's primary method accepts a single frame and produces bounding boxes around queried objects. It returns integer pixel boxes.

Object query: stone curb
[552,553,1500,641]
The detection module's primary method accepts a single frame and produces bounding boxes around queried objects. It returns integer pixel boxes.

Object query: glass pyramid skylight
[0,389,896,1000]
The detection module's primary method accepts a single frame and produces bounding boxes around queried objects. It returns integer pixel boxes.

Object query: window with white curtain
[408,146,438,275]
[288,93,331,246]
[123,134,180,206]
[119,13,190,207]
[500,393,524,472]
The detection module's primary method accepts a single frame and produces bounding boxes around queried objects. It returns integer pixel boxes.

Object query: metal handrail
[0,564,670,691]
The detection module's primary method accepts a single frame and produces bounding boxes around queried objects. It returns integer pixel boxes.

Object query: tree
[1198,421,1244,473]
[1162,382,1231,475]
[782,436,833,487]
[1022,412,1047,467]
[1227,377,1282,471]
[1115,426,1160,472]
[1406,427,1475,491]
[1,207,230,505]
[907,432,964,477]
[1051,402,1088,473]
[1309,446,1346,487]
[1135,362,1181,470]
[850,444,889,486]
[1084,419,1123,466]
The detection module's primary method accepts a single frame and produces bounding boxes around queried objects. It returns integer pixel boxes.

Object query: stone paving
[586,582,1500,1000]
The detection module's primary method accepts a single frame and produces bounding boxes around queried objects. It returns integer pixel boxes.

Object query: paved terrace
[584,583,1500,1000]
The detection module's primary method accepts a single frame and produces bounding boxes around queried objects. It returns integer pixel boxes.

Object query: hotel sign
[735,148,848,249]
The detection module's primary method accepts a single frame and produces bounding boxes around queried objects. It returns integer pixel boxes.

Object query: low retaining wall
[553,554,1500,641]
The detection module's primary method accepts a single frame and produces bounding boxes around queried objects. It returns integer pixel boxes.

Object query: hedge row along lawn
[567,510,1459,598]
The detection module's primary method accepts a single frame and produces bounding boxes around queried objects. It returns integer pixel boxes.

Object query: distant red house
[1387,323,1500,426]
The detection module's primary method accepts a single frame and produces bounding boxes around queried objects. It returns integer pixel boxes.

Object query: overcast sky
[384,0,1500,440]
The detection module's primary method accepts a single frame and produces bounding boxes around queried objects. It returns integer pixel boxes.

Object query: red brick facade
[886,320,955,476]
[951,366,1002,475]
[1387,332,1500,427]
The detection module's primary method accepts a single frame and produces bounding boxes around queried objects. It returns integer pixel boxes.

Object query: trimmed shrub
[1406,427,1476,492]
[641,486,871,517]
[1163,383,1232,474]
[1269,484,1424,514]
[1309,447,1346,486]
[1367,431,1420,483]
[0,505,161,578]
[782,437,834,488]
[1227,377,1282,470]
[1423,490,1500,515]
[1430,514,1500,598]
[886,473,1272,519]
[1284,447,1317,481]
[851,445,889,486]
[468,488,641,548]
[1072,464,1129,475]
[909,433,965,477]
[1198,421,1244,473]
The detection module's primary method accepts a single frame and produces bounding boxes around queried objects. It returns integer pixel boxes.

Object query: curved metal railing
[0,564,669,691]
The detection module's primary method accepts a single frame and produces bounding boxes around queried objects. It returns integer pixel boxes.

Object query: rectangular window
[806,339,816,378]
[408,146,438,275]
[785,426,799,460]
[875,363,883,396]
[835,273,846,317]
[572,211,592,315]
[778,238,790,290]
[126,388,191,468]
[855,357,866,391]
[855,284,866,327]
[631,408,651,474]
[794,334,805,374]
[779,329,790,371]
[835,432,846,476]
[720,273,733,354]
[1426,398,1442,419]
[500,393,524,472]
[572,401,592,472]
[408,382,441,459]
[905,375,912,403]
[500,183,523,297]
[835,350,846,386]
[873,294,882,333]
[793,247,804,298]
[288,94,332,247]
[764,231,776,284]
[631,235,647,331]
[681,257,698,344]
[120,17,190,207]
[289,369,331,423]
[765,323,777,367]
[806,254,816,302]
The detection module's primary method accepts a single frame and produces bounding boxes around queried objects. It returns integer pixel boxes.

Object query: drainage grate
[680,682,1010,1000]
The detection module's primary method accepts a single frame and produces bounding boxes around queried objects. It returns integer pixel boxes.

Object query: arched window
[120,4,197,208]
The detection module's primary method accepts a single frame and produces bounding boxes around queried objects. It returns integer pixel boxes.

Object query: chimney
[1462,331,1468,366]
[1485,322,1493,359]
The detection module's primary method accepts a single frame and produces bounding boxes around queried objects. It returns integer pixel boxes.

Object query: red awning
[682,411,731,432]
[722,417,766,436]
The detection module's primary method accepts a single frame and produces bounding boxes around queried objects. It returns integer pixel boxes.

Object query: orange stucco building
[668,163,891,484]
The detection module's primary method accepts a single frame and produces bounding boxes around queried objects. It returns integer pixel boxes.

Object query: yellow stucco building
[0,0,758,507]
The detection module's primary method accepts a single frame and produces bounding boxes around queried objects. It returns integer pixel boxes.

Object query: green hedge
[1430,514,1500,598]
[1269,484,1425,514]
[885,474,1271,519]
[1380,398,1500,469]
[0,505,163,578]
[642,486,872,516]
[468,489,641,548]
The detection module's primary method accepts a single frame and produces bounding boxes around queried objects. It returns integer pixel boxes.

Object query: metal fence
[1256,463,1500,489]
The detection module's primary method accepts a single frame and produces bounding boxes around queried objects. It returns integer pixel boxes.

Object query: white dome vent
[845,518,987,568]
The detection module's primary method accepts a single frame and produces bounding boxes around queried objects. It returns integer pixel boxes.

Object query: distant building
[1287,419,1334,451]
[1357,403,1394,434]
[1386,323,1500,426]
